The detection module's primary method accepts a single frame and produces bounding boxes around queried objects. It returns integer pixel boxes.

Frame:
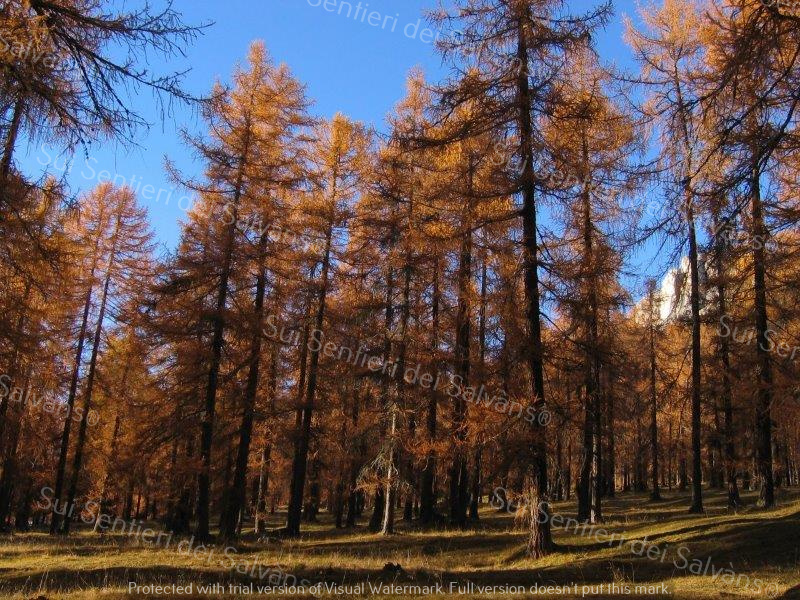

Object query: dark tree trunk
[710,405,724,489]
[0,374,30,525]
[173,436,194,535]
[450,165,473,528]
[303,456,320,522]
[218,441,234,529]
[220,232,270,540]
[334,477,345,528]
[634,410,645,492]
[395,211,414,528]
[369,488,385,531]
[345,382,362,528]
[579,140,603,523]
[579,385,592,520]
[196,137,249,540]
[255,444,271,533]
[470,255,489,521]
[286,218,334,536]
[122,480,134,520]
[99,410,123,523]
[679,434,688,492]
[566,438,572,500]
[606,370,616,498]
[420,257,440,525]
[51,243,100,535]
[750,162,775,508]
[285,267,315,531]
[554,432,564,502]
[687,197,704,513]
[1,98,23,182]
[649,307,661,501]
[255,342,279,534]
[516,8,552,556]
[673,68,704,514]
[62,217,120,534]
[0,296,27,450]
[0,284,30,522]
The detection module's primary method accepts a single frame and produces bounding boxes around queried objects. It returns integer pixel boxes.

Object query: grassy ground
[0,488,798,600]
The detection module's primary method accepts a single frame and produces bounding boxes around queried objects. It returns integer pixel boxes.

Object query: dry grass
[0,488,798,599]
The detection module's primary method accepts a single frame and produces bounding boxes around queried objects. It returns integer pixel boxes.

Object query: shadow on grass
[294,530,525,559]
[780,584,800,599]
[0,563,453,595]
[1,489,798,597]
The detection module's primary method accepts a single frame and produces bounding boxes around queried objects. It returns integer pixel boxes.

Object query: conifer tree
[429,0,612,556]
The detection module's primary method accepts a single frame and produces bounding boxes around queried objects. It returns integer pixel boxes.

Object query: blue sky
[18,0,644,257]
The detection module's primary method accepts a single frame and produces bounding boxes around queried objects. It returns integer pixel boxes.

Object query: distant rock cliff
[637,254,713,325]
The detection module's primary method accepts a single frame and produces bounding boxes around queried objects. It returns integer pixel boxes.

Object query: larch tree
[168,41,312,540]
[543,43,641,522]
[218,45,311,543]
[49,183,112,535]
[285,114,369,538]
[699,0,800,508]
[428,0,613,556]
[627,0,710,513]
[0,0,201,169]
[60,183,153,535]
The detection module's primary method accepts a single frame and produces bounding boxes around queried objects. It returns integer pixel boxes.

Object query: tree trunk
[679,429,688,492]
[380,230,400,535]
[516,8,552,557]
[395,209,414,526]
[255,342,279,534]
[687,197,704,513]
[1,98,23,182]
[420,257,440,525]
[606,370,616,498]
[710,403,723,488]
[286,217,334,537]
[381,406,397,535]
[61,205,124,534]
[286,266,315,530]
[667,421,674,490]
[750,161,775,508]
[62,230,117,534]
[470,255,488,521]
[196,134,250,540]
[220,232,270,540]
[579,135,603,523]
[303,456,320,522]
[672,68,704,514]
[579,384,592,520]
[566,438,572,500]
[0,283,30,465]
[450,163,473,528]
[634,410,644,492]
[50,232,102,535]
[554,432,564,502]
[345,381,362,528]
[649,303,661,501]
[0,373,30,525]
[99,412,123,523]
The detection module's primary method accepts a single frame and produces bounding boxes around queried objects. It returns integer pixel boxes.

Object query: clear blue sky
[19,0,644,256]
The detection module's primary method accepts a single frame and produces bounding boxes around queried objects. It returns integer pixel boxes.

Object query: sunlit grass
[0,488,798,599]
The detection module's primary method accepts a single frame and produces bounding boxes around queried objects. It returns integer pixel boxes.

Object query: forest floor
[0,488,798,600]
